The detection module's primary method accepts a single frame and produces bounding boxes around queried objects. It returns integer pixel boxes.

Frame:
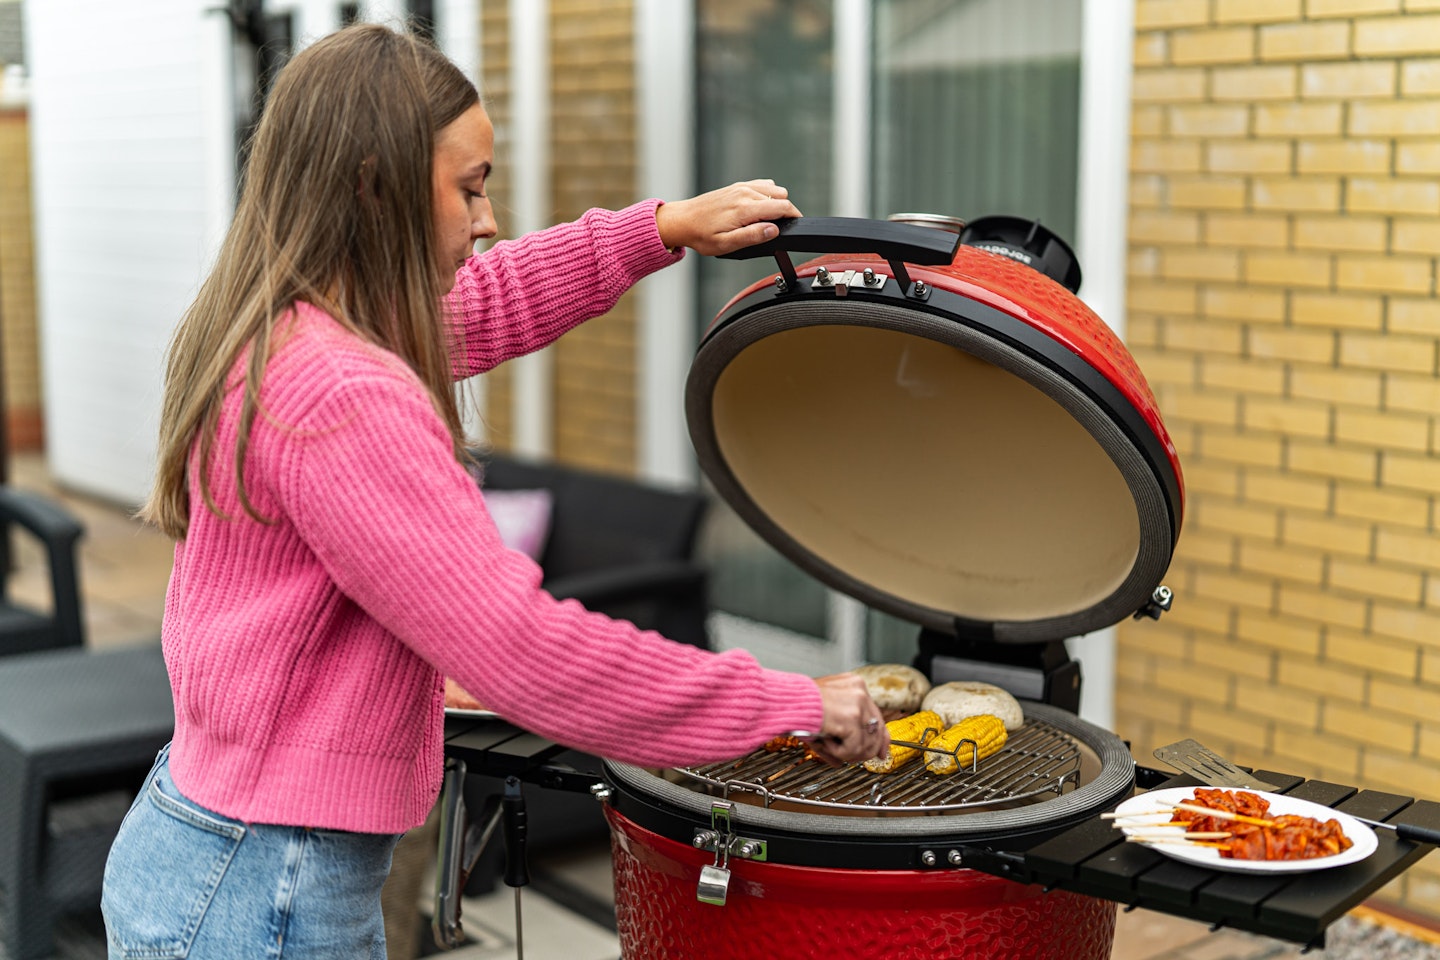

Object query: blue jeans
[101,745,401,959]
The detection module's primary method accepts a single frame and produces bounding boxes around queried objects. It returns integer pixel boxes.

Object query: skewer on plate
[1106,803,1258,851]
[1126,836,1232,849]
[1104,803,1278,828]
[1122,829,1232,839]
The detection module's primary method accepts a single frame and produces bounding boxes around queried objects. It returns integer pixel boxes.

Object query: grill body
[606,808,1116,960]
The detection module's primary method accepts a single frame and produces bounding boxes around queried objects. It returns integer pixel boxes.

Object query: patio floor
[3,452,1437,960]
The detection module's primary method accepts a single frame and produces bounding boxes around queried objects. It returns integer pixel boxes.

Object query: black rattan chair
[0,486,85,657]
[476,453,711,649]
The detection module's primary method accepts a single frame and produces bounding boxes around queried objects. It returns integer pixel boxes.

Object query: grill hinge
[926,844,1028,880]
[1132,584,1174,621]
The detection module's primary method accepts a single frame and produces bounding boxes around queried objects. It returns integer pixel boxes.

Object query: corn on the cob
[862,710,945,774]
[925,714,1008,775]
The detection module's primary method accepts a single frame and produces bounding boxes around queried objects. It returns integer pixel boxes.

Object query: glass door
[867,0,1083,664]
[694,0,1085,671]
[695,0,837,655]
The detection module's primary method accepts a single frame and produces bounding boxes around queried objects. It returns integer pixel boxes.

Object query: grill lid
[686,216,1183,643]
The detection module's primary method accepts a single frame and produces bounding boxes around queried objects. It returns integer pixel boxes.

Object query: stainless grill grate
[676,718,1083,814]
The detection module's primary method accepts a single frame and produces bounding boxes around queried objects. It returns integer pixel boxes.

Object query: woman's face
[432,103,497,291]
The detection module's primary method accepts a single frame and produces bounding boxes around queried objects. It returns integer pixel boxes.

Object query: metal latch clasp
[811,266,888,297]
[692,801,767,906]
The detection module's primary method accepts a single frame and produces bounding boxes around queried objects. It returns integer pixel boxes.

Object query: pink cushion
[484,488,554,561]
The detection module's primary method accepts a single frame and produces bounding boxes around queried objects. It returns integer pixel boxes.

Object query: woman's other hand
[655,179,803,256]
[444,677,485,711]
[807,672,889,766]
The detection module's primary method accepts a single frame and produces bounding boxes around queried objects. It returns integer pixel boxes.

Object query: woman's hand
[444,677,485,711]
[655,179,803,256]
[807,672,889,766]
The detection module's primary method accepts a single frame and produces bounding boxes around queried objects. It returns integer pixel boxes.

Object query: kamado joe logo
[973,243,1034,266]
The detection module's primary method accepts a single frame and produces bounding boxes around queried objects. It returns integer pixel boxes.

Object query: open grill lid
[685,216,1184,644]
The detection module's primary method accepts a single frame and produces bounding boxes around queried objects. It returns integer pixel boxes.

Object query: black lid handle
[718,216,962,264]
[718,217,961,296]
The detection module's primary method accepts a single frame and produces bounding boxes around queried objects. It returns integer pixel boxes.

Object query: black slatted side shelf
[1253,771,1310,793]
[1014,773,1440,947]
[1025,814,1125,881]
[1026,772,1199,886]
[1257,797,1440,945]
[1075,833,1169,903]
[444,716,569,776]
[1028,774,1199,903]
[1135,859,1225,914]
[1285,779,1357,808]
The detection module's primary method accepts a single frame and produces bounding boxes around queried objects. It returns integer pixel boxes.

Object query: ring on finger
[866,717,880,733]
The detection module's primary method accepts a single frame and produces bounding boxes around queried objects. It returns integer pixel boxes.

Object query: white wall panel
[26,0,224,505]
[635,0,694,486]
[27,0,484,506]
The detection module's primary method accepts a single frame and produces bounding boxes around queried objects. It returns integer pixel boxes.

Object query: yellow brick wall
[477,0,640,476]
[549,0,639,475]
[0,108,42,452]
[1118,0,1440,917]
[477,0,515,446]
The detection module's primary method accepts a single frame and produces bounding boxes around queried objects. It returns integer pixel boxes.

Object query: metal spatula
[1153,739,1280,791]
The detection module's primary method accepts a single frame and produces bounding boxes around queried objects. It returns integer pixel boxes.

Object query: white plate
[444,707,502,720]
[1112,787,1378,874]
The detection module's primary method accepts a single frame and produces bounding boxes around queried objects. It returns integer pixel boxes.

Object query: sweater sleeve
[444,200,684,379]
[276,366,823,768]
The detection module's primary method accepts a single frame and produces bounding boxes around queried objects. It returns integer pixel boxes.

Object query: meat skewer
[1171,802,1277,828]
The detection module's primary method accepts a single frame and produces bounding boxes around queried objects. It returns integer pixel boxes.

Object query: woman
[101,21,887,960]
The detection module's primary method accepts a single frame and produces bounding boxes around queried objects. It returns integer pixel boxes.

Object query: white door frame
[1072,0,1137,730]
[636,0,698,488]
[509,0,554,459]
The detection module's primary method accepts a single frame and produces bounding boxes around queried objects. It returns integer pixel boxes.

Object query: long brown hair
[141,24,479,539]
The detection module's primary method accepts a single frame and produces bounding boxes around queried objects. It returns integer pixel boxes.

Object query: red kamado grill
[440,215,1440,960]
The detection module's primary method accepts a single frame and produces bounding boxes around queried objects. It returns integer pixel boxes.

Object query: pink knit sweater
[163,200,824,833]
